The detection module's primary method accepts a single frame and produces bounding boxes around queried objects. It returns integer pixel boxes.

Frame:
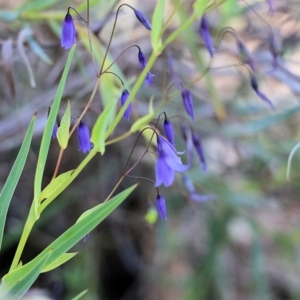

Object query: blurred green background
[1,0,300,299]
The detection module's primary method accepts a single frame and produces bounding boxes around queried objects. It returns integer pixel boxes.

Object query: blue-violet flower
[78,121,91,153]
[120,89,131,120]
[61,12,76,49]
[156,194,167,220]
[192,133,207,172]
[199,15,214,57]
[181,88,194,120]
[138,50,155,86]
[164,118,175,145]
[155,135,189,187]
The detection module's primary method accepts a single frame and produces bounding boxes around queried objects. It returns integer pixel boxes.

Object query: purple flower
[192,133,207,172]
[120,89,132,120]
[181,89,194,120]
[138,50,155,86]
[251,75,274,109]
[164,118,175,145]
[156,194,167,220]
[78,121,91,153]
[133,8,152,30]
[61,12,76,49]
[199,15,214,57]
[155,135,189,187]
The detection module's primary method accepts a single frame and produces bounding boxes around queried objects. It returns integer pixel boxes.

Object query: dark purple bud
[156,194,167,220]
[237,39,255,72]
[199,15,214,57]
[164,118,175,145]
[138,50,155,86]
[133,8,152,30]
[181,89,194,120]
[138,50,147,69]
[250,75,274,109]
[192,133,207,172]
[61,13,76,49]
[120,89,132,120]
[77,121,92,153]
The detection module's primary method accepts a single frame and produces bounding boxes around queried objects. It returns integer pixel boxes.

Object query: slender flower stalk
[237,39,255,72]
[156,194,167,220]
[61,11,76,49]
[77,121,92,153]
[120,89,132,120]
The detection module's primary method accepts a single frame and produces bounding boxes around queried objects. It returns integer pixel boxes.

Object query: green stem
[9,205,35,272]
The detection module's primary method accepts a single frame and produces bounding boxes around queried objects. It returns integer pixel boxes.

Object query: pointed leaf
[71,290,88,300]
[41,252,77,273]
[151,0,165,51]
[39,170,74,202]
[33,46,75,220]
[91,102,115,154]
[0,115,36,252]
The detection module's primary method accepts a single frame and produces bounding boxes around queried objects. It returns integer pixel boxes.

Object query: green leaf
[33,45,75,220]
[19,0,58,13]
[91,102,115,154]
[0,115,36,252]
[151,0,165,51]
[70,290,88,300]
[41,252,77,273]
[193,0,210,15]
[39,170,74,202]
[57,100,71,150]
[0,251,50,299]
[1,185,137,297]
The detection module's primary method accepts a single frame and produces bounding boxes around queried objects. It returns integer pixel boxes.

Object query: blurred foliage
[0,0,300,299]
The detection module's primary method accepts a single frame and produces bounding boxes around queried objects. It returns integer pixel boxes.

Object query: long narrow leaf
[33,46,76,220]
[0,251,50,299]
[0,114,36,251]
[1,184,137,296]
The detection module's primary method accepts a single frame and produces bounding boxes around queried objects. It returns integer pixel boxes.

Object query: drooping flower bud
[237,39,255,72]
[120,89,132,120]
[164,118,175,146]
[77,120,91,153]
[133,8,152,30]
[199,15,214,57]
[61,12,76,49]
[138,49,155,86]
[156,194,167,220]
[181,88,194,120]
